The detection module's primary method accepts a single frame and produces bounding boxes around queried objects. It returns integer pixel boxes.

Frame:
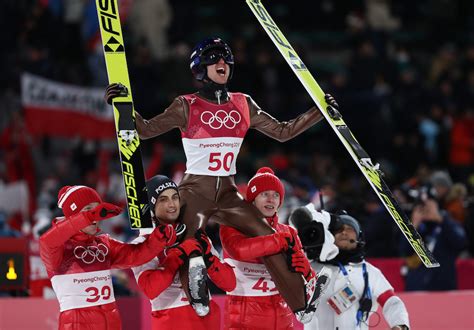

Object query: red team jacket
[220,215,303,330]
[39,215,169,330]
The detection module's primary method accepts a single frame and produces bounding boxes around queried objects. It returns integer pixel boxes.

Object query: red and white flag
[21,73,115,140]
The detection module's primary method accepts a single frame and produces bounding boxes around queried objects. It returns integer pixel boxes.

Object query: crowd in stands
[0,0,473,296]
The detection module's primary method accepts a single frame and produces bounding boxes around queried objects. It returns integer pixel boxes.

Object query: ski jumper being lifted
[105,37,339,313]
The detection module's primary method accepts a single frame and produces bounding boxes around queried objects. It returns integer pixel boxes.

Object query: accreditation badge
[327,283,360,315]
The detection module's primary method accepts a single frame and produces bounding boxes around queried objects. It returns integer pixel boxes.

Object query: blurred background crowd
[0,0,473,297]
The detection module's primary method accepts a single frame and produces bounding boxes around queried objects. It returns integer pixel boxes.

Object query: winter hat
[57,185,102,217]
[146,175,179,210]
[338,214,361,240]
[429,170,453,188]
[246,167,285,205]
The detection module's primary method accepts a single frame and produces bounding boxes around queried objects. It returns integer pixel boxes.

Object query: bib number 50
[208,152,234,172]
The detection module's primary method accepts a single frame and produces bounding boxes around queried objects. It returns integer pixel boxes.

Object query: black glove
[325,93,341,119]
[104,83,128,105]
[325,93,339,109]
[195,229,215,267]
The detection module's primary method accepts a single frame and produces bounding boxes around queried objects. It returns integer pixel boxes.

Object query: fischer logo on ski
[104,36,124,53]
[247,0,439,268]
[96,0,152,229]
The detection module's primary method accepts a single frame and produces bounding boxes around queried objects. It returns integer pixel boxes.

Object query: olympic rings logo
[74,244,109,264]
[200,110,241,130]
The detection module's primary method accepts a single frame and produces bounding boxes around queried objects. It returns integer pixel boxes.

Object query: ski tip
[424,261,441,268]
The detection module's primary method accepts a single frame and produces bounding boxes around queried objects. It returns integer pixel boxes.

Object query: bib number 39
[85,285,112,303]
[208,152,234,172]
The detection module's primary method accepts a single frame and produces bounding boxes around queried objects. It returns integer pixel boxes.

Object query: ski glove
[291,249,314,281]
[195,229,216,267]
[170,238,202,262]
[104,83,129,105]
[155,224,177,247]
[274,231,296,251]
[325,93,341,119]
[324,93,339,109]
[85,202,123,223]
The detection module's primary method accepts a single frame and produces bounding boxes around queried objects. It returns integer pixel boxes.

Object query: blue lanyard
[338,262,372,325]
[361,263,372,299]
[338,262,349,277]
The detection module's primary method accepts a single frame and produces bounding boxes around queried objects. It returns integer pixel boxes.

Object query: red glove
[155,224,177,246]
[65,202,122,232]
[195,229,216,267]
[85,202,122,222]
[169,238,202,262]
[291,249,314,281]
[274,231,296,251]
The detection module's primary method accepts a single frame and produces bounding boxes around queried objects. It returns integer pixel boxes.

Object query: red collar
[266,214,279,228]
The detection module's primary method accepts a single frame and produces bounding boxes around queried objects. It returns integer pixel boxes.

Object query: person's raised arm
[104,84,188,139]
[40,202,122,272]
[248,94,338,142]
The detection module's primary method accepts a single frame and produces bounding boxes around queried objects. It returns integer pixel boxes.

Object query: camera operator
[290,205,410,330]
[402,195,467,291]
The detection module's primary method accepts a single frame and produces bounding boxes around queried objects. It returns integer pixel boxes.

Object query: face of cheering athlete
[154,189,180,224]
[80,202,100,235]
[334,224,358,251]
[253,190,281,218]
[207,58,230,85]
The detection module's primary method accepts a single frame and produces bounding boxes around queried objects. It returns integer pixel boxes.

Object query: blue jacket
[401,212,467,291]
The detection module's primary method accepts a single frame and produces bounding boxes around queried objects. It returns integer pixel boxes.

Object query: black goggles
[201,48,234,65]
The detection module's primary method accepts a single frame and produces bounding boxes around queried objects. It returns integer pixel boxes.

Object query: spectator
[401,198,468,291]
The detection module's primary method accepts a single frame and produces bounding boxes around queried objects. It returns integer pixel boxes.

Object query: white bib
[225,259,279,297]
[182,137,243,176]
[51,269,115,311]
[150,272,191,311]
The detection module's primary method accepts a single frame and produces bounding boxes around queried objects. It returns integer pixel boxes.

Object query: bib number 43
[208,152,234,172]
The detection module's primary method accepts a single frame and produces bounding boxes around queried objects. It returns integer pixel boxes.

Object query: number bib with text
[182,137,242,176]
[51,270,115,311]
[225,259,278,296]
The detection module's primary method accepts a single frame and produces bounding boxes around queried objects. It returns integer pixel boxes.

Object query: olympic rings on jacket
[200,110,241,129]
[73,244,109,264]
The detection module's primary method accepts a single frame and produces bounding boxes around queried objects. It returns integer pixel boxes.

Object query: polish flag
[21,73,115,140]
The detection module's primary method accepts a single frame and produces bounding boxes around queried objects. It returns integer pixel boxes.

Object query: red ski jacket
[40,214,169,330]
[220,215,304,329]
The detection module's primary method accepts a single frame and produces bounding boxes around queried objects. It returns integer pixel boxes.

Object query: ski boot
[188,256,210,316]
[295,266,332,324]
